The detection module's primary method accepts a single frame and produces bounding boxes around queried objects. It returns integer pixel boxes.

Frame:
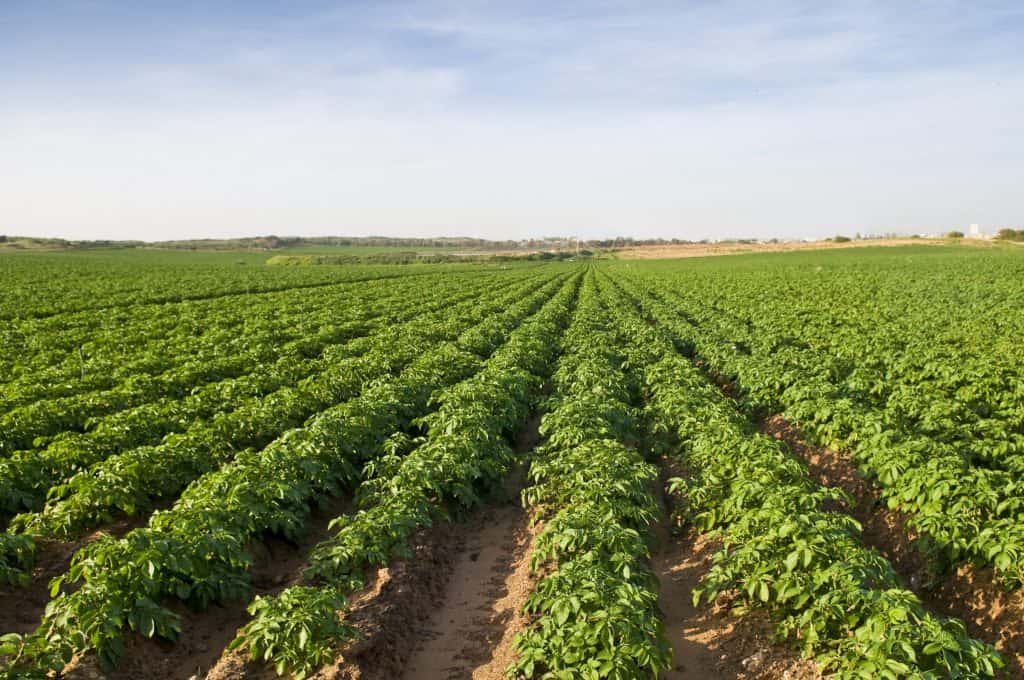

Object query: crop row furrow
[0,272,491,445]
[661,283,1024,468]
[0,264,441,323]
[0,274,555,586]
[621,273,1024,586]
[0,273,414,390]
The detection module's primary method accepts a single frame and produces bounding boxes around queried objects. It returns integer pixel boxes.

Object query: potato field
[1,246,1023,679]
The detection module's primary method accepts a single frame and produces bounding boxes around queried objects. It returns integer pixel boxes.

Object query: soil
[468,517,542,680]
[653,461,820,680]
[312,521,461,680]
[762,415,1024,678]
[203,519,460,680]
[296,415,546,680]
[400,469,537,680]
[615,238,956,260]
[654,530,821,680]
[397,415,543,680]
[384,414,821,680]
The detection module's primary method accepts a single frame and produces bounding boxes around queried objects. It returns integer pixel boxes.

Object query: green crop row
[0,271,511,520]
[511,272,670,679]
[0,272,436,404]
[0,271,497,450]
[0,273,552,587]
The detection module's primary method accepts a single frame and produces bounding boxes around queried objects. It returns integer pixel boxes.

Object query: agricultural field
[1,245,1023,679]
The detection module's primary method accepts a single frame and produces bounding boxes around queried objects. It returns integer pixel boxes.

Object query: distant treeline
[4,231,1021,252]
[153,236,532,251]
[0,235,147,250]
[0,234,593,251]
[267,250,594,266]
[995,229,1024,242]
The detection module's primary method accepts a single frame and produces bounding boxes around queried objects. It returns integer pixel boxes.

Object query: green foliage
[995,228,1024,241]
[230,274,580,677]
[3,246,1024,678]
[230,587,358,679]
[600,268,1005,678]
[605,249,1024,586]
[511,275,670,679]
[1,271,575,676]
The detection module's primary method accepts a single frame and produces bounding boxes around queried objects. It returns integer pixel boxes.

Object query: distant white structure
[968,223,982,238]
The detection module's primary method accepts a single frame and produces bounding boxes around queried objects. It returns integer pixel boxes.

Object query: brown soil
[395,415,544,680]
[204,519,460,680]
[762,415,1024,677]
[0,515,147,636]
[308,415,546,680]
[615,238,954,260]
[654,460,820,680]
[318,521,462,680]
[469,520,542,680]
[64,496,352,680]
[466,417,548,679]
[654,529,821,680]
[400,471,536,680]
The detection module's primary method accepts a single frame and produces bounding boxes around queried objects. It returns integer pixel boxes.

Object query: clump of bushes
[996,228,1024,242]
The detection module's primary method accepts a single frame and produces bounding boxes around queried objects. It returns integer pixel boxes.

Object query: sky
[2,1,1023,242]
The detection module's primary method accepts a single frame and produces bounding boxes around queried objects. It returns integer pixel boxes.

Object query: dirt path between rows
[654,531,821,680]
[292,415,544,680]
[402,417,542,680]
[653,463,820,680]
[762,415,1024,677]
[400,468,537,680]
[467,514,540,679]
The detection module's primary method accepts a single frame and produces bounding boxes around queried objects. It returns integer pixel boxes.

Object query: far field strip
[0,264,448,322]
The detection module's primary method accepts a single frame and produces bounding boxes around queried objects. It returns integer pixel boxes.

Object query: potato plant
[0,274,546,585]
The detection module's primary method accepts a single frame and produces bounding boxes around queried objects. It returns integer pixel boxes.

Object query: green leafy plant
[229,587,357,679]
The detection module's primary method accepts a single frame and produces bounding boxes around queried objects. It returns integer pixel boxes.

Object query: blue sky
[2,1,1023,241]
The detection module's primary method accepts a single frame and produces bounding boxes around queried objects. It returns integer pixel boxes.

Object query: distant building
[968,224,982,238]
